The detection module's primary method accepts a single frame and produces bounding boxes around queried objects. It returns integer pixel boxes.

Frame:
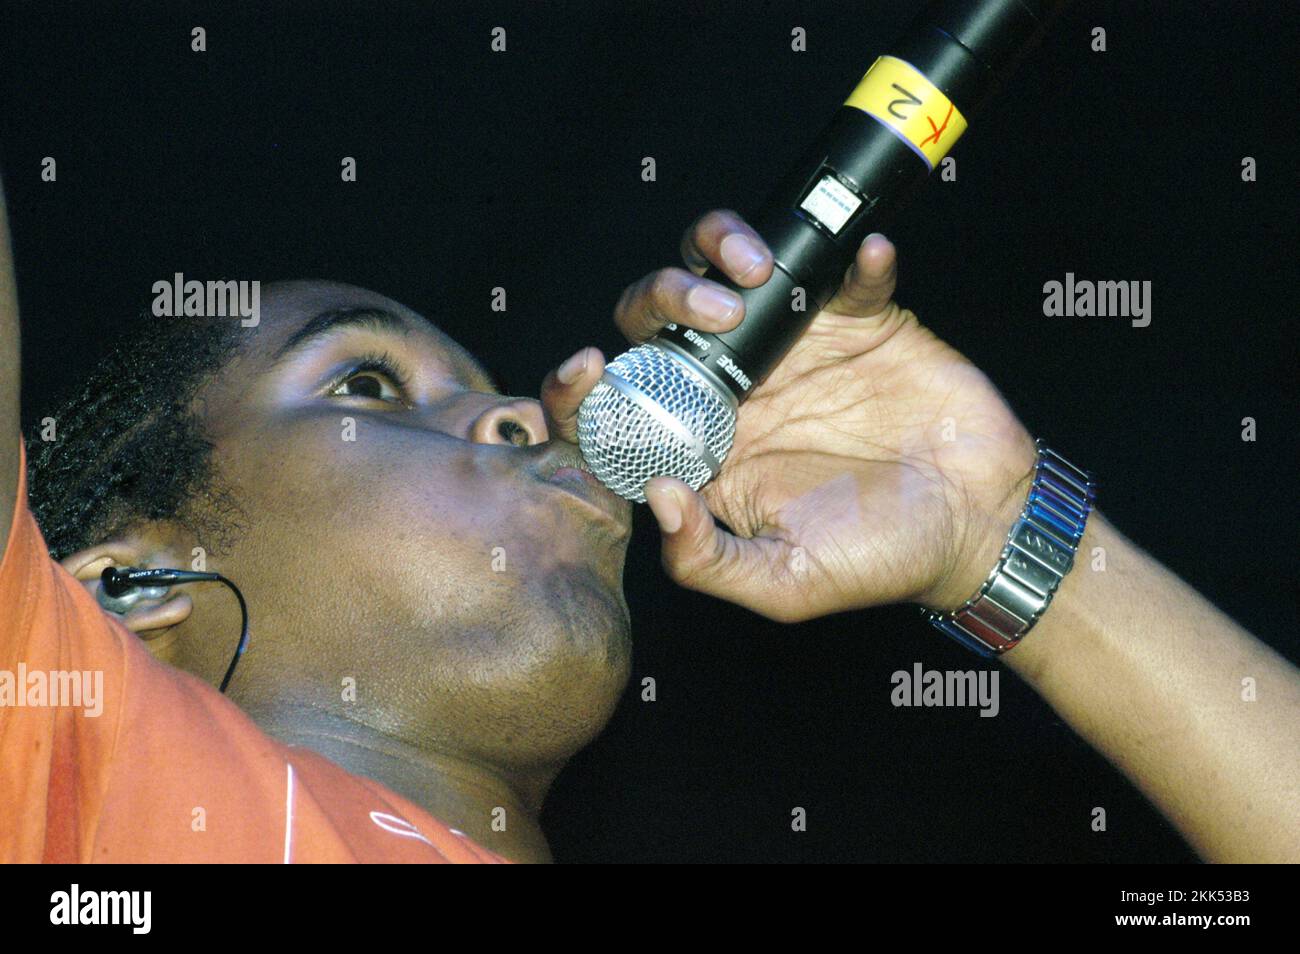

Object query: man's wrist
[919,440,1037,613]
[921,440,1096,655]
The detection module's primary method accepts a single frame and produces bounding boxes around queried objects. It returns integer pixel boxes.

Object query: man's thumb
[644,476,732,590]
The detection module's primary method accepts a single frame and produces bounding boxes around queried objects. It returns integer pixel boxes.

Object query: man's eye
[329,369,406,403]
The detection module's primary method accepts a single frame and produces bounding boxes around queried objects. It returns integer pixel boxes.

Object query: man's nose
[469,397,549,447]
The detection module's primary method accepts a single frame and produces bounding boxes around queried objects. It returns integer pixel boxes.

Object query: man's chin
[453,603,632,769]
[533,565,631,668]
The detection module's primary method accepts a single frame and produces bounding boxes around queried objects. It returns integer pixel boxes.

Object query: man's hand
[540,211,1300,864]
[543,209,1037,623]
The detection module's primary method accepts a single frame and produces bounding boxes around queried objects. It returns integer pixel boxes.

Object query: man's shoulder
[102,661,506,862]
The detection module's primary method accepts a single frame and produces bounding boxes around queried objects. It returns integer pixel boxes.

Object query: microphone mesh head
[577,343,737,504]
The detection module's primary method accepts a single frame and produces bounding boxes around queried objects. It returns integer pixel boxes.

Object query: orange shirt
[0,440,506,863]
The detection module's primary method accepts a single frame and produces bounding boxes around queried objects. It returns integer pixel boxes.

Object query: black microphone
[577,0,1071,502]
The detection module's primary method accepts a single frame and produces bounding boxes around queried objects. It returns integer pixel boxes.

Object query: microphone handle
[655,0,1069,403]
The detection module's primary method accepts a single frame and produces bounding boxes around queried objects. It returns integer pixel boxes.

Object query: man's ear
[61,541,195,649]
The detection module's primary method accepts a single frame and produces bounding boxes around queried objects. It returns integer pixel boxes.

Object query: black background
[1,1,1295,863]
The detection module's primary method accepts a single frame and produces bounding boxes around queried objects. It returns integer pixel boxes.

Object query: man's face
[168,280,634,772]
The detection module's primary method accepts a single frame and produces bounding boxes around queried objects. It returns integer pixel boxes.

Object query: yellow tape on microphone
[844,55,968,168]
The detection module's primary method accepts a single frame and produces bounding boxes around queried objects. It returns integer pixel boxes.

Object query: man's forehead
[254,280,496,388]
[258,280,430,341]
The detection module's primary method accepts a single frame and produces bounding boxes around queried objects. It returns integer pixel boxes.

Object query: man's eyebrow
[271,304,500,393]
[270,307,417,364]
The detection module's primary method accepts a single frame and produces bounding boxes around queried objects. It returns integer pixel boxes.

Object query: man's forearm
[1003,511,1300,862]
[0,177,21,554]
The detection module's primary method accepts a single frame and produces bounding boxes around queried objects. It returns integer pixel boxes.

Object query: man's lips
[527,442,632,530]
[544,465,632,530]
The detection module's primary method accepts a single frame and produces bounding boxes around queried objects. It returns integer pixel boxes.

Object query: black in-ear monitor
[100,566,250,693]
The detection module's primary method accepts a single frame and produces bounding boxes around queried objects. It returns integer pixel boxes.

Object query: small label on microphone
[799,175,863,234]
[844,55,968,169]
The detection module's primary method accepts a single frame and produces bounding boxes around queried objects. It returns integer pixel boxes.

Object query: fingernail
[686,284,742,324]
[861,232,888,256]
[720,233,767,279]
[646,483,683,534]
[557,348,588,385]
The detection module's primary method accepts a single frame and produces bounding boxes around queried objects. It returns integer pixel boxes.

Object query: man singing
[1,184,1297,863]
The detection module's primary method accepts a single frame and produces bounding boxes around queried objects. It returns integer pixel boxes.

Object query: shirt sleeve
[0,437,127,861]
[0,436,509,863]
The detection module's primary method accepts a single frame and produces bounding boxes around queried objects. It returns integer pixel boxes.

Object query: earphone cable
[213,574,249,694]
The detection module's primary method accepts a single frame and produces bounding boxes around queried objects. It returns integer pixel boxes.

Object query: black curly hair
[25,313,248,561]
